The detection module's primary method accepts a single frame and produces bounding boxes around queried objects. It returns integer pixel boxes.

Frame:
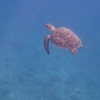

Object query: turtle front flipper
[70,48,78,55]
[44,35,51,54]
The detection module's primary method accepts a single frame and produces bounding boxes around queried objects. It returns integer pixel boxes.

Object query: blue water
[0,0,100,100]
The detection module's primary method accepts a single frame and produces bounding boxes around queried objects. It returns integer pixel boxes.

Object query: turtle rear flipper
[44,35,51,54]
[70,48,78,55]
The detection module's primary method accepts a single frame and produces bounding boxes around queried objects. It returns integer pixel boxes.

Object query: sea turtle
[44,23,88,55]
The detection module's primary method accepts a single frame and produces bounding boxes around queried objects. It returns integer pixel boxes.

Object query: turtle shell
[50,27,82,49]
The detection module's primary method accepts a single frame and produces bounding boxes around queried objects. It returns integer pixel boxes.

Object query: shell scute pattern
[51,27,82,49]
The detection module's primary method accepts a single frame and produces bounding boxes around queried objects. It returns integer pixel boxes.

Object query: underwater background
[0,0,100,100]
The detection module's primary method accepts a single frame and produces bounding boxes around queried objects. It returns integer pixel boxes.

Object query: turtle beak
[45,24,48,27]
[45,24,49,28]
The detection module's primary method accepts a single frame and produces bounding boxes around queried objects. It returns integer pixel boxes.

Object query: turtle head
[45,23,55,31]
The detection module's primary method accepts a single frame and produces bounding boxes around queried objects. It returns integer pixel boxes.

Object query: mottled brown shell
[51,27,82,49]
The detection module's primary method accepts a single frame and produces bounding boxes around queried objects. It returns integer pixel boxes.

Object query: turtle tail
[81,45,90,49]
